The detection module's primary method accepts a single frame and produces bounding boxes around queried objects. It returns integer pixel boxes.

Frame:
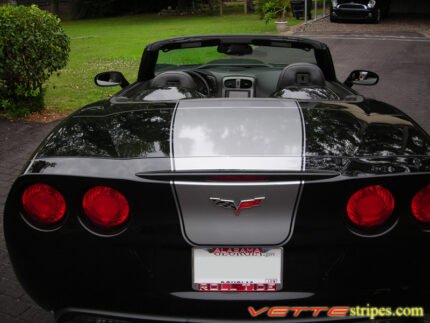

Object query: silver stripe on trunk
[172,99,302,171]
[171,99,305,246]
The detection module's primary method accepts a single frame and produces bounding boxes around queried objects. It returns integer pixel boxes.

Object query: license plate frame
[192,247,283,292]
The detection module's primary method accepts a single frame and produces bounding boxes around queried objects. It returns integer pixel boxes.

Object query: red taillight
[411,185,430,224]
[82,186,129,229]
[346,185,395,228]
[22,183,66,225]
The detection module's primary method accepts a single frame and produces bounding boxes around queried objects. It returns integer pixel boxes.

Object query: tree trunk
[246,0,254,12]
[52,0,60,15]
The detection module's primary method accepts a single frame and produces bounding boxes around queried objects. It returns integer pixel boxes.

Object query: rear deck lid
[171,99,304,246]
[172,99,304,171]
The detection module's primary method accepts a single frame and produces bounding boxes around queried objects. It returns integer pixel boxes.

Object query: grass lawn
[45,13,302,112]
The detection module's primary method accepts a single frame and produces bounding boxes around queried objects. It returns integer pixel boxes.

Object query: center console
[222,77,255,98]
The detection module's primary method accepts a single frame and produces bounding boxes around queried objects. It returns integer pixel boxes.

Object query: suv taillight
[22,183,66,225]
[82,186,129,229]
[347,185,395,228]
[411,185,430,224]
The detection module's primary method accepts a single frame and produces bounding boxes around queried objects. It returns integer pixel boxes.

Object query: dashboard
[222,77,255,98]
[194,66,285,98]
[146,65,357,101]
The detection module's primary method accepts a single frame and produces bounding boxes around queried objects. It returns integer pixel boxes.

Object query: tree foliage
[0,5,70,116]
[256,0,291,23]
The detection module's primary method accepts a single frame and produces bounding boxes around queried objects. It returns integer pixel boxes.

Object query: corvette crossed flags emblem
[209,197,265,216]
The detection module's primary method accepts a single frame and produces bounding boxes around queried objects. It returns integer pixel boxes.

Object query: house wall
[15,0,72,16]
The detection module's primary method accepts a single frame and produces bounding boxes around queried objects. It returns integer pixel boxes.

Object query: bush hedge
[0,5,70,116]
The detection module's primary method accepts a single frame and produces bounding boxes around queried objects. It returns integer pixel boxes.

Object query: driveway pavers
[295,31,430,132]
[0,118,59,323]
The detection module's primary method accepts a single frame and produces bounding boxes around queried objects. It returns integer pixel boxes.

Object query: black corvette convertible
[4,35,430,322]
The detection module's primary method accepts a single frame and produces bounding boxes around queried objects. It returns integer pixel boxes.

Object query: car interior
[96,41,375,103]
[117,65,359,103]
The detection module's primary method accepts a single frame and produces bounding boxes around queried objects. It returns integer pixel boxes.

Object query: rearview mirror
[95,71,129,88]
[345,70,379,87]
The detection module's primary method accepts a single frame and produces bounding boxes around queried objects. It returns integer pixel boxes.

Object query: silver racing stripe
[297,100,306,171]
[169,100,180,171]
[172,180,303,246]
[170,99,305,246]
[172,156,302,171]
[172,99,303,171]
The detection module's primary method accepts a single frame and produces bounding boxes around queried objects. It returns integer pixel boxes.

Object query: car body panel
[173,180,302,246]
[34,99,430,169]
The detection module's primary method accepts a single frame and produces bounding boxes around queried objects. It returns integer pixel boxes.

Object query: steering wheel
[186,70,212,97]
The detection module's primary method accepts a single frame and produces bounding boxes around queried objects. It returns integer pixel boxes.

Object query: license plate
[192,247,282,292]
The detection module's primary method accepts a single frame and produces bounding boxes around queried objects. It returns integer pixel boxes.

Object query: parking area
[302,13,430,36]
[295,21,430,132]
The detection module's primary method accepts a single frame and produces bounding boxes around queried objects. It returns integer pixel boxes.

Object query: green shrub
[0,5,70,116]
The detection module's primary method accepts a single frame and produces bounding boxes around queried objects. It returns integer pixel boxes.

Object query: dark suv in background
[330,0,391,23]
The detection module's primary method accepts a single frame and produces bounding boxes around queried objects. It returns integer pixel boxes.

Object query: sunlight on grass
[45,14,301,112]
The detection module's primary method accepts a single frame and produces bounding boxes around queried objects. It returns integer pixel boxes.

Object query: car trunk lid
[171,99,304,245]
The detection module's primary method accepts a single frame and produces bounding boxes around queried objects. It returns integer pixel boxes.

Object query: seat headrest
[277,63,326,91]
[151,71,197,89]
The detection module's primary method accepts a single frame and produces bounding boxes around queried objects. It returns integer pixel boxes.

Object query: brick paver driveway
[1,29,430,323]
[0,119,59,323]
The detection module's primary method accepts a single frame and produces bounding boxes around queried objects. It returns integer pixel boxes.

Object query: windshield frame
[137,35,337,83]
[155,44,318,71]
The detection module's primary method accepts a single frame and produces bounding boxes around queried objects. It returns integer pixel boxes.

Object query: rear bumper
[8,241,430,320]
[331,7,377,20]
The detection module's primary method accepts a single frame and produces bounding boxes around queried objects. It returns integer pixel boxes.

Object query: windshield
[156,45,317,71]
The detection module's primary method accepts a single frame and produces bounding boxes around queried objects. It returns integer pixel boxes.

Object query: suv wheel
[330,13,337,22]
[372,8,381,23]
